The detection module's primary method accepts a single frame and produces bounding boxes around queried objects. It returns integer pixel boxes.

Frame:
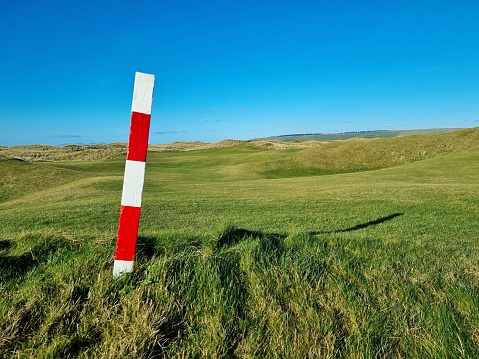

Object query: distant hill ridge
[257,128,464,142]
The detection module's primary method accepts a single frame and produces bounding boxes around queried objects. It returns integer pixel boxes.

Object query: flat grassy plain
[1,128,479,358]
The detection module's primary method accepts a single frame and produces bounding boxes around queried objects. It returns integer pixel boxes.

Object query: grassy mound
[261,127,479,177]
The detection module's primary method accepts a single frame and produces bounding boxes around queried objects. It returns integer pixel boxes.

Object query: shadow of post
[309,213,403,235]
[216,227,286,250]
[0,240,11,250]
[0,252,37,279]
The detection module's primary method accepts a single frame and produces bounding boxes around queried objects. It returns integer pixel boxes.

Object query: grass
[1,128,479,357]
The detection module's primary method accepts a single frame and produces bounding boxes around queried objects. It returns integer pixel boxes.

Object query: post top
[131,72,155,115]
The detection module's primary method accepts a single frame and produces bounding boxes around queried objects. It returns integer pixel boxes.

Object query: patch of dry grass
[0,144,127,162]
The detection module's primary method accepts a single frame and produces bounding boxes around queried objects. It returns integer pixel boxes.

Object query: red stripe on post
[126,112,151,162]
[115,205,141,261]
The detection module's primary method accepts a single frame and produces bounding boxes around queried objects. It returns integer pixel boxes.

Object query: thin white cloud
[153,131,187,135]
[51,135,81,138]
[193,110,219,113]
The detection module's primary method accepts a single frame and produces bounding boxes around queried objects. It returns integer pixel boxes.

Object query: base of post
[113,259,134,279]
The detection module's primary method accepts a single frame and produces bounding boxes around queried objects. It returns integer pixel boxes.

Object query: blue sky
[1,0,478,146]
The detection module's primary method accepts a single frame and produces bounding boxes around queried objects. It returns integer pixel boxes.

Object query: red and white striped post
[113,72,155,278]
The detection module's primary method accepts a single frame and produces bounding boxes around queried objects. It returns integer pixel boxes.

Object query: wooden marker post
[113,72,155,279]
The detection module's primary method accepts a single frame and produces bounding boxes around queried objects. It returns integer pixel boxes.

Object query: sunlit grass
[1,128,479,357]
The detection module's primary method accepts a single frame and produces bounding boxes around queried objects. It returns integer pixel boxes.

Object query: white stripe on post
[132,73,155,114]
[113,260,134,278]
[121,160,146,208]
[113,72,155,279]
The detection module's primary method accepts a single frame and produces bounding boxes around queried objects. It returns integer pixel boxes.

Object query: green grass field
[1,128,479,358]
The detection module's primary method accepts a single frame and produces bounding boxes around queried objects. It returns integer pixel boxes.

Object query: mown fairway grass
[1,128,479,358]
